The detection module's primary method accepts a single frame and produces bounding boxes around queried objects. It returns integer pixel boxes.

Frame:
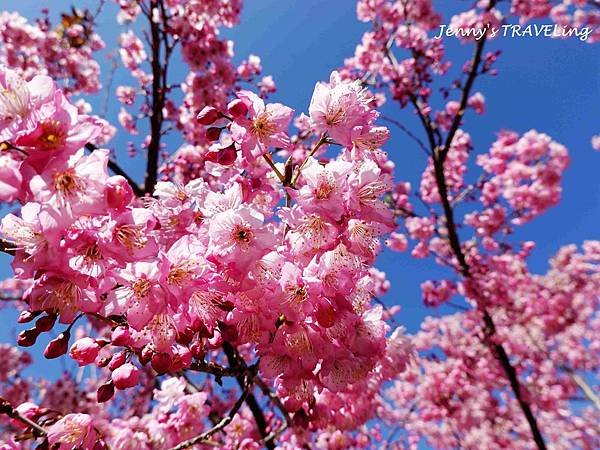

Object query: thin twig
[564,368,600,411]
[0,397,47,437]
[380,115,430,155]
[168,376,253,450]
[263,153,285,183]
[290,133,328,187]
[223,343,275,450]
[189,360,246,378]
[256,377,292,427]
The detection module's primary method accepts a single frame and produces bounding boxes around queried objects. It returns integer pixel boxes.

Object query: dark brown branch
[189,360,246,378]
[481,312,548,450]
[168,375,253,450]
[84,143,143,197]
[223,343,275,450]
[439,34,487,162]
[144,0,167,195]
[399,2,548,447]
[409,94,439,150]
[256,377,292,427]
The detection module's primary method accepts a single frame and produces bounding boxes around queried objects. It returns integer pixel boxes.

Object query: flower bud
[44,331,70,359]
[139,345,153,365]
[151,352,172,374]
[205,126,222,141]
[35,314,57,332]
[315,303,336,328]
[175,327,194,346]
[205,143,237,166]
[105,176,134,210]
[196,106,220,125]
[111,326,131,346]
[17,328,39,347]
[108,351,127,371]
[112,363,140,390]
[97,381,115,403]
[227,99,248,118]
[97,356,110,368]
[69,337,100,366]
[18,310,40,324]
[170,346,191,372]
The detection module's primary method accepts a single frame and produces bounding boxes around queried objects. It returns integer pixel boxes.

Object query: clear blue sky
[1,0,599,384]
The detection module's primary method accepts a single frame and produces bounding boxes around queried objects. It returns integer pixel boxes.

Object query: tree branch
[290,133,328,187]
[223,343,275,450]
[168,375,253,450]
[380,114,430,155]
[563,367,600,411]
[189,360,246,378]
[256,376,292,427]
[402,2,548,447]
[144,0,167,195]
[0,396,47,437]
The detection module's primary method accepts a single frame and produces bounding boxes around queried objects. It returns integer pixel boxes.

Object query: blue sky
[1,0,599,390]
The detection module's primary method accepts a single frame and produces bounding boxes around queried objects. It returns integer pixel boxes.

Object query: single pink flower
[229,90,293,161]
[47,413,97,450]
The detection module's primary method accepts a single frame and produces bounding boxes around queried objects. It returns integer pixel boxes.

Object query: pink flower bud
[172,346,192,370]
[108,351,126,371]
[190,340,206,360]
[97,381,115,403]
[139,345,153,365]
[18,310,40,323]
[316,303,336,328]
[44,331,70,359]
[175,327,194,346]
[111,363,140,390]
[467,92,485,115]
[105,176,134,210]
[69,337,100,366]
[205,143,237,166]
[227,99,248,118]
[17,328,39,347]
[205,126,222,141]
[35,314,57,332]
[197,106,220,125]
[111,326,131,346]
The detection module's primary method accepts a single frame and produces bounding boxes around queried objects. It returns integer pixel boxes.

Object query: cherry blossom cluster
[385,242,600,449]
[0,8,104,96]
[0,57,413,446]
